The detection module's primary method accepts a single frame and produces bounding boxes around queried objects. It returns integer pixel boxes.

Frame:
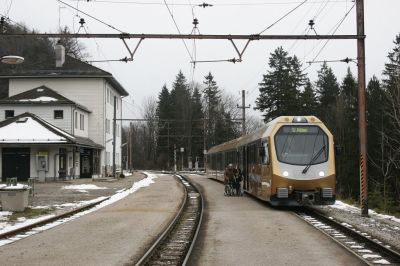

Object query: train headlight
[282,171,289,177]
[318,171,325,177]
[292,116,308,123]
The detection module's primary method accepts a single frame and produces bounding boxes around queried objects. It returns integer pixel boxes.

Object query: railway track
[135,174,203,266]
[294,208,400,265]
[0,196,110,244]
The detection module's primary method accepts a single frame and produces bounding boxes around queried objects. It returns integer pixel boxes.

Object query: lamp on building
[1,55,24,65]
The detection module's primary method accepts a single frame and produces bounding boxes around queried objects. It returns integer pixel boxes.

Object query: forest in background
[0,21,399,215]
[124,35,400,215]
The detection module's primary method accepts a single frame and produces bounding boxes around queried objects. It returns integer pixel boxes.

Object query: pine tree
[298,81,318,115]
[383,33,400,92]
[336,69,359,198]
[255,47,306,122]
[202,72,221,147]
[170,71,191,168]
[156,85,172,168]
[190,86,204,162]
[381,33,400,209]
[315,62,340,122]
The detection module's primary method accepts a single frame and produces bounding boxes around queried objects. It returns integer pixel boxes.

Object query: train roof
[207,116,323,154]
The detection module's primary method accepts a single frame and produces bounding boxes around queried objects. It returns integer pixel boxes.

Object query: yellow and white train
[206,116,336,206]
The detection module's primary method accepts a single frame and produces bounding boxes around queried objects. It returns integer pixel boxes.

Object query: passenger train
[206,116,336,206]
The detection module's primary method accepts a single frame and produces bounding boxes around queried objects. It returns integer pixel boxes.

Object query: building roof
[0,85,91,112]
[0,112,103,149]
[0,55,129,96]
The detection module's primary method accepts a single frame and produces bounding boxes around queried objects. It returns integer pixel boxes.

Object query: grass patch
[8,207,53,222]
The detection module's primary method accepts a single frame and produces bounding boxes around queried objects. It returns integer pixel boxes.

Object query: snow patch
[62,184,107,190]
[372,259,390,264]
[362,254,381,259]
[19,96,58,102]
[0,117,67,143]
[0,183,29,190]
[0,172,159,247]
[330,200,400,224]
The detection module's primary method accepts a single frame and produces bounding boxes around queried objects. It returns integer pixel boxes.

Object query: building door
[59,148,67,179]
[80,148,93,178]
[2,148,30,181]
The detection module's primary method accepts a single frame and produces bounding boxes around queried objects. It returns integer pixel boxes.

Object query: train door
[244,145,250,190]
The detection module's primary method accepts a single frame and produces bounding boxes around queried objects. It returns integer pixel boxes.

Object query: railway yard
[0,172,399,265]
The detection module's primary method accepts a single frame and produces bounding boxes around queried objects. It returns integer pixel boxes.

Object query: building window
[106,119,110,134]
[5,110,14,119]
[80,114,84,130]
[74,112,78,129]
[54,110,63,119]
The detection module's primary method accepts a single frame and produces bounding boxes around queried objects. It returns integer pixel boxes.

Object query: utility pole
[237,90,250,136]
[203,118,206,172]
[128,122,132,171]
[356,0,368,217]
[112,96,117,178]
[174,145,177,173]
[167,122,170,170]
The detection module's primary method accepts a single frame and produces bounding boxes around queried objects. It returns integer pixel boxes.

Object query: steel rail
[134,173,203,266]
[0,196,110,240]
[182,174,204,265]
[134,174,188,266]
[0,33,363,40]
[295,208,400,265]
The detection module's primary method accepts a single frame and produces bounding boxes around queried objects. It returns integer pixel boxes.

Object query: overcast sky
[2,0,399,120]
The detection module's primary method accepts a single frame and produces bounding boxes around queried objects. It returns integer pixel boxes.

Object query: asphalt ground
[29,172,145,213]
[0,173,185,265]
[185,174,365,266]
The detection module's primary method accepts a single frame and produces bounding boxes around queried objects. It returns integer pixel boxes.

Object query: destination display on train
[279,126,320,134]
[291,127,309,133]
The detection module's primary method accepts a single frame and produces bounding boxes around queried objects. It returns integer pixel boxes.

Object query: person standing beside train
[224,164,234,196]
[234,164,243,196]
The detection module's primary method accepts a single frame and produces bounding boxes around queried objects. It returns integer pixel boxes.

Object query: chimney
[55,41,65,68]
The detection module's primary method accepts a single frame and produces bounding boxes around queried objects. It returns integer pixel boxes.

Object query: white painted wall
[72,109,89,138]
[10,78,104,144]
[0,105,72,133]
[9,77,123,176]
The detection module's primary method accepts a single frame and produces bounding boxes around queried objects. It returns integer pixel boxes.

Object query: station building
[0,45,129,181]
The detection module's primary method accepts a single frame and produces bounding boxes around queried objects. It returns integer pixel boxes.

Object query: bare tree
[383,81,400,204]
[141,96,158,166]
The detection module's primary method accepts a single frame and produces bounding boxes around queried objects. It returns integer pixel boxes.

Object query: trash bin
[0,184,30,212]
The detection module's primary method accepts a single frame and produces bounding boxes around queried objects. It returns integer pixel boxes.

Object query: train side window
[260,141,269,164]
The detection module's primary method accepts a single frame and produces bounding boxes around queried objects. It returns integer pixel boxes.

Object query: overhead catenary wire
[305,57,356,64]
[258,0,308,34]
[302,2,355,71]
[163,0,194,62]
[301,0,348,62]
[57,0,125,33]
[68,0,349,6]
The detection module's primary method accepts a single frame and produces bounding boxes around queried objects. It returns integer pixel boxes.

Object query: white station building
[0,45,129,181]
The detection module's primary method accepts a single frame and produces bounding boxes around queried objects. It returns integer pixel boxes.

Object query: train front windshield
[274,125,328,165]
